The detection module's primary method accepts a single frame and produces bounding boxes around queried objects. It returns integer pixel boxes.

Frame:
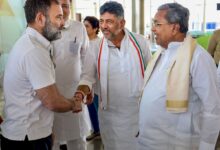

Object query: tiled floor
[87,138,103,150]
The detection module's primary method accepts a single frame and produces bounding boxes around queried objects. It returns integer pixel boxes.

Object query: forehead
[48,3,63,16]
[100,12,117,20]
[153,10,167,22]
[84,20,92,26]
[60,0,70,5]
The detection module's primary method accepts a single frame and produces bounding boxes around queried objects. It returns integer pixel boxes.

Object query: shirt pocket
[69,41,81,56]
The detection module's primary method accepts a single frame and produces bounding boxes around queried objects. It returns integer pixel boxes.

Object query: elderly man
[138,3,220,150]
[74,1,152,150]
[1,0,81,150]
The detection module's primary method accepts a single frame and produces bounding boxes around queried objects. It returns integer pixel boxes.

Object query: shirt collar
[106,28,127,48]
[26,27,52,51]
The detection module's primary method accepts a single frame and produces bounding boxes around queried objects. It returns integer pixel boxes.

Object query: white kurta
[89,37,101,96]
[80,29,152,150]
[138,42,220,150]
[52,20,91,142]
[218,62,220,89]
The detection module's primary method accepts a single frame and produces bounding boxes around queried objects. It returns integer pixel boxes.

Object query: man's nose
[60,17,65,28]
[151,26,156,33]
[100,22,108,29]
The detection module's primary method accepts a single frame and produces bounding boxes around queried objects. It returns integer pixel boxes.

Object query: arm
[217,63,220,89]
[136,34,152,68]
[24,49,81,113]
[80,23,90,65]
[36,84,81,112]
[76,38,99,104]
[191,47,220,150]
[143,38,152,65]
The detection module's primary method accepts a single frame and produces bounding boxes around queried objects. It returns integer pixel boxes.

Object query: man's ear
[35,12,46,27]
[172,23,180,35]
[120,19,126,29]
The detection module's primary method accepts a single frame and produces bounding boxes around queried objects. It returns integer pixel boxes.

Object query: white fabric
[89,37,101,96]
[53,138,86,150]
[138,42,220,150]
[99,29,145,109]
[2,27,55,140]
[217,61,220,89]
[52,20,91,145]
[79,29,152,150]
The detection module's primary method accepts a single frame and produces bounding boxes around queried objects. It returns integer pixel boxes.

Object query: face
[99,12,125,41]
[151,10,176,48]
[60,0,71,21]
[84,20,97,37]
[42,3,64,41]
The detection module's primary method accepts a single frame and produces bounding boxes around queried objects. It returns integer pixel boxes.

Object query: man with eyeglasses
[52,0,91,150]
[138,3,220,150]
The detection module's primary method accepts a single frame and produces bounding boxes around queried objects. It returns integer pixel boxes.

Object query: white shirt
[2,27,55,141]
[52,20,91,141]
[138,42,220,150]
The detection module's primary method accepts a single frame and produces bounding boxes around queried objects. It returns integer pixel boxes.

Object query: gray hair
[158,3,189,33]
[100,1,124,18]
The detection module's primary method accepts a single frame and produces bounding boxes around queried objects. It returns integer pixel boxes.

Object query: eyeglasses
[152,21,170,27]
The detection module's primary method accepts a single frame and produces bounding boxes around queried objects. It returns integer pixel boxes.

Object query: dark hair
[24,0,60,24]
[158,3,189,33]
[84,16,99,34]
[100,1,124,18]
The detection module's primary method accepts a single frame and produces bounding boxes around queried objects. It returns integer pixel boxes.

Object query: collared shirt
[2,27,55,141]
[138,42,220,150]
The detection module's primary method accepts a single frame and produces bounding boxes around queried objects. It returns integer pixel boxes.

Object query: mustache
[101,29,110,32]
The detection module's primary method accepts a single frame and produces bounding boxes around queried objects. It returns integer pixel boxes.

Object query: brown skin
[30,2,81,113]
[151,10,186,49]
[99,12,125,48]
[60,0,71,22]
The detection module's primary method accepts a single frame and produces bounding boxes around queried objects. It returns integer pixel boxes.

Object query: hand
[73,89,93,105]
[72,96,82,113]
[85,92,93,105]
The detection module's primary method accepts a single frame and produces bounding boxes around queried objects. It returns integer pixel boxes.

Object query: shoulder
[192,44,214,65]
[70,20,85,29]
[129,32,149,45]
[213,29,220,35]
[129,32,145,40]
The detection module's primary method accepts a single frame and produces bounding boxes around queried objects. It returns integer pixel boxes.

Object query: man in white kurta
[138,3,220,150]
[75,2,152,150]
[52,0,90,150]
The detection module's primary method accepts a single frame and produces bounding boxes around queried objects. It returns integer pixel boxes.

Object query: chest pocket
[69,41,81,56]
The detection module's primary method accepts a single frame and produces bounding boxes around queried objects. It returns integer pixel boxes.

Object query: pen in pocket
[74,37,76,43]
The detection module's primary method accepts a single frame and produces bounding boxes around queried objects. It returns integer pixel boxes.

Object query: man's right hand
[72,94,83,113]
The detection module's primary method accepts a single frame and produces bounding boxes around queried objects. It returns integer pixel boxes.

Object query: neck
[164,33,186,49]
[111,30,125,49]
[28,23,43,34]
[89,34,97,40]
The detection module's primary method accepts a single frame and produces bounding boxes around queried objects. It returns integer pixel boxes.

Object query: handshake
[71,89,93,113]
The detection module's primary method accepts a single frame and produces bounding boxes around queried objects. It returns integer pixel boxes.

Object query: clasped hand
[71,90,93,113]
